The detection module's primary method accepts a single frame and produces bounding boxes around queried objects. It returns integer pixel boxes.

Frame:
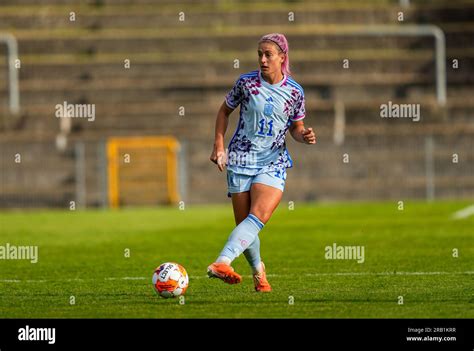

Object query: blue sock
[217,214,264,263]
[244,235,261,272]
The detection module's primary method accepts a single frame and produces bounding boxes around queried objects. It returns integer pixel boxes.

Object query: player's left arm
[289,120,316,144]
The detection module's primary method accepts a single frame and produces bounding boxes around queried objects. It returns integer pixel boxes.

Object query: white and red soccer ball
[152,262,189,298]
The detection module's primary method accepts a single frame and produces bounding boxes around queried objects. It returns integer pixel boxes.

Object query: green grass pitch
[0,201,472,318]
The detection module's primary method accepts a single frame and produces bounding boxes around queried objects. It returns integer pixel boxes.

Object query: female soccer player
[207,33,316,292]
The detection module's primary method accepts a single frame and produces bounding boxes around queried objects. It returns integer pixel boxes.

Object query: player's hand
[210,147,227,172]
[302,127,316,144]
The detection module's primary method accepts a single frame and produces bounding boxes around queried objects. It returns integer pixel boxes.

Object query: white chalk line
[304,271,474,276]
[451,204,474,219]
[1,271,473,283]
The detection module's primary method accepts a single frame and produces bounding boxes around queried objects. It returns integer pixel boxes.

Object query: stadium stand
[0,0,473,206]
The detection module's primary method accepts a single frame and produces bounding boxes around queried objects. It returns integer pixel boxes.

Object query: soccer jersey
[224,69,305,175]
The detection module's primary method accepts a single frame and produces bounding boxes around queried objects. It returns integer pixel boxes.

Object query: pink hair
[259,33,291,76]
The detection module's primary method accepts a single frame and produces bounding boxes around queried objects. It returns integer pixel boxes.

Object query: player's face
[258,42,285,76]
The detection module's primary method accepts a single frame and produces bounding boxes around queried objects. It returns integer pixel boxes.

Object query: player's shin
[216,214,264,264]
[243,235,262,273]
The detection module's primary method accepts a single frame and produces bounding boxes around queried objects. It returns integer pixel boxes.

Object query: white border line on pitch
[1,271,473,283]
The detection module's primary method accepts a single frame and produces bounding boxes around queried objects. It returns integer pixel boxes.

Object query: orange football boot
[253,262,272,292]
[207,262,242,284]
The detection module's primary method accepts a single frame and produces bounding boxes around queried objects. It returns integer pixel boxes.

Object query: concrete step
[4,30,473,56]
[1,55,471,82]
[0,2,473,30]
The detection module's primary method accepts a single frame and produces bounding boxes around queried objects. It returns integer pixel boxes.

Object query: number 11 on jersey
[257,117,274,137]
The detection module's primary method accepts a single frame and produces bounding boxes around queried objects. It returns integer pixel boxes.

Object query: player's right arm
[210,101,234,171]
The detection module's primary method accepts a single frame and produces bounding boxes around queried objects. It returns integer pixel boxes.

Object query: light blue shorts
[227,169,287,197]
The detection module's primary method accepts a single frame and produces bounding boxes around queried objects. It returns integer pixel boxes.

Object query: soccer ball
[152,262,189,298]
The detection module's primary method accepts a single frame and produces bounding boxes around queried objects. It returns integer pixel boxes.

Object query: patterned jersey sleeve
[291,89,306,121]
[225,76,246,109]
